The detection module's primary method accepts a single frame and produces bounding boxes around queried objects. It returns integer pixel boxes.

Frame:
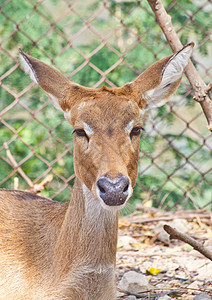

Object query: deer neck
[53,177,119,277]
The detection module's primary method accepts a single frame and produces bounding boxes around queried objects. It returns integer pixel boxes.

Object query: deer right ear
[144,43,194,110]
[19,49,80,113]
[119,43,194,111]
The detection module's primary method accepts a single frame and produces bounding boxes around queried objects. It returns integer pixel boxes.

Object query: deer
[0,43,193,299]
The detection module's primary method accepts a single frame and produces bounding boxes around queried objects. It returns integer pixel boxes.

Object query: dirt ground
[116,208,212,299]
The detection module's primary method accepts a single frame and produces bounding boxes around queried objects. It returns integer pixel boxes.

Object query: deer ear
[144,43,194,110]
[19,49,80,112]
[122,43,194,110]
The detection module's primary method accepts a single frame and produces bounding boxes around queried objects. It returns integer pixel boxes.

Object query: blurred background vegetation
[0,0,211,211]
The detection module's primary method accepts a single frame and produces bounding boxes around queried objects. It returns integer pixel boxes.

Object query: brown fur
[0,44,193,299]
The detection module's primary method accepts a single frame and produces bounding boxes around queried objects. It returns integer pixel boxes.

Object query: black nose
[97,176,130,206]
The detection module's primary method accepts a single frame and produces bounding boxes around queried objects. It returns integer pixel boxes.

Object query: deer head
[19,43,193,211]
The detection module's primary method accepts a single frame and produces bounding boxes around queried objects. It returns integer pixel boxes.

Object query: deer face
[69,93,142,208]
[19,43,193,210]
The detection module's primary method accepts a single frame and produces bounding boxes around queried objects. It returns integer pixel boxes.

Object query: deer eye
[73,129,89,142]
[130,126,144,139]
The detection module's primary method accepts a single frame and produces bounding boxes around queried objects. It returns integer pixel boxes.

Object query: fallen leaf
[146,267,161,276]
[119,220,131,228]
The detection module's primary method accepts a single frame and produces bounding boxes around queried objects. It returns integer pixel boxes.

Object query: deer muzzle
[96,175,130,207]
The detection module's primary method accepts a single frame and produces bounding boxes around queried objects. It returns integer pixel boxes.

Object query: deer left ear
[118,43,194,110]
[19,49,84,113]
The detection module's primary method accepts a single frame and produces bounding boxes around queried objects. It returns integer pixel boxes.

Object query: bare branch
[206,82,212,100]
[4,142,34,188]
[28,174,53,194]
[127,212,212,225]
[14,177,19,190]
[118,286,212,298]
[147,0,212,131]
[4,142,53,194]
[164,224,212,261]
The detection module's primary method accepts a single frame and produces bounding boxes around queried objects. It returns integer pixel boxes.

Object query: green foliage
[0,0,211,209]
[129,129,212,211]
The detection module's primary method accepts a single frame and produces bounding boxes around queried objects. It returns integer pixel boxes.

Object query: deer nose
[97,176,130,206]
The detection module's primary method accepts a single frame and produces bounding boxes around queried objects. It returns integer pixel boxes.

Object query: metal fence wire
[0,0,211,211]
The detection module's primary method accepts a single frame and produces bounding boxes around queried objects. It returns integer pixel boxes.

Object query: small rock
[153,221,170,243]
[153,219,190,243]
[193,292,212,300]
[157,296,172,300]
[187,281,200,290]
[196,262,212,280]
[171,218,190,233]
[123,296,137,300]
[118,236,138,250]
[118,271,149,293]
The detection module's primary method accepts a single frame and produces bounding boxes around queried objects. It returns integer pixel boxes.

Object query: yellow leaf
[147,267,161,275]
[118,220,131,228]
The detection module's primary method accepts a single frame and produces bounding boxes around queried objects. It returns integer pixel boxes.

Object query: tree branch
[4,142,53,193]
[28,174,53,194]
[164,224,212,261]
[147,0,212,131]
[4,142,34,188]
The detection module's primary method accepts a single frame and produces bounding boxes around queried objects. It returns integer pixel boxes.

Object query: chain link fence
[0,0,211,211]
